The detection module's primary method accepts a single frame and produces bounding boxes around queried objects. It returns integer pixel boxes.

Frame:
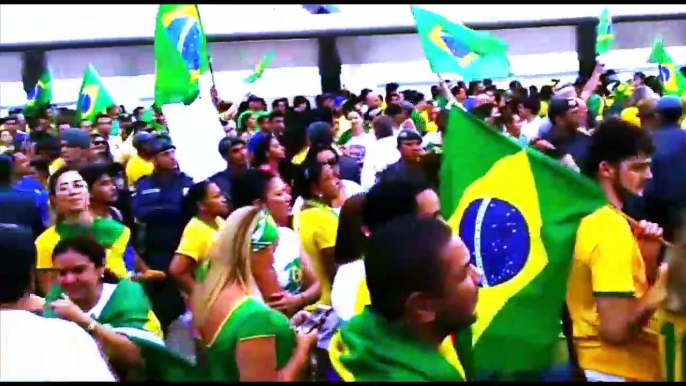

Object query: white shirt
[360,135,400,190]
[520,115,543,140]
[106,134,124,162]
[273,227,303,293]
[343,133,375,163]
[330,259,366,322]
[0,309,115,382]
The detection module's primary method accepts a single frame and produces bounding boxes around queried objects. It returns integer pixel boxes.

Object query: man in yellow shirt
[125,132,155,189]
[568,119,666,381]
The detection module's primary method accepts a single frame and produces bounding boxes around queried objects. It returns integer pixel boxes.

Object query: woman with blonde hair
[191,206,317,382]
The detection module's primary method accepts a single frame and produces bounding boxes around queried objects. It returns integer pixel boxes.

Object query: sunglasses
[319,158,339,168]
[93,140,106,146]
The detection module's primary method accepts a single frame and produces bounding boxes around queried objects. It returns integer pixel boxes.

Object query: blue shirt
[13,176,49,227]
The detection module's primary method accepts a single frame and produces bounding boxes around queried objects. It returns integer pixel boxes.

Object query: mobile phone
[299,305,333,333]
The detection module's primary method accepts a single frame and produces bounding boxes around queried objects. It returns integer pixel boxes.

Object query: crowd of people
[1,59,686,382]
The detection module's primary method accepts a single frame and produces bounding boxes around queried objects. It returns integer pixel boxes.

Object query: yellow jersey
[125,154,154,189]
[657,310,686,382]
[566,205,661,381]
[175,217,223,263]
[297,204,338,305]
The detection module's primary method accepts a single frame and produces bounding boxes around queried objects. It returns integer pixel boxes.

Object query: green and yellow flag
[24,69,52,118]
[76,64,115,124]
[244,50,275,84]
[595,7,614,56]
[411,5,510,81]
[648,37,686,99]
[440,107,606,375]
[154,4,209,106]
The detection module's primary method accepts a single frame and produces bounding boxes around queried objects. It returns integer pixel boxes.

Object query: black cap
[547,98,579,122]
[61,128,92,149]
[307,121,333,147]
[397,129,422,146]
[79,162,121,189]
[218,136,246,158]
[148,135,175,156]
[132,132,155,151]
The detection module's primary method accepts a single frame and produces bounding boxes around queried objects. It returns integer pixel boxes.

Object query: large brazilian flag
[440,107,606,376]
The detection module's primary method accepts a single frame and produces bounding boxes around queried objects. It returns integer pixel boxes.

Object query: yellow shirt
[621,107,641,128]
[539,101,549,118]
[297,205,338,305]
[336,116,352,142]
[35,226,130,279]
[175,217,223,263]
[657,310,686,382]
[566,205,661,381]
[292,148,308,165]
[125,154,154,188]
[49,158,65,175]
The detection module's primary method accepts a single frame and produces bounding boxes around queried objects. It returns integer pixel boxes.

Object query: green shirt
[203,297,297,381]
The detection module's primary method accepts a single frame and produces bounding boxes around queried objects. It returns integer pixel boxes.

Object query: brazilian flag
[24,69,52,118]
[76,64,115,124]
[648,37,686,99]
[410,5,510,81]
[154,4,209,107]
[440,107,606,376]
[244,50,275,84]
[595,7,614,56]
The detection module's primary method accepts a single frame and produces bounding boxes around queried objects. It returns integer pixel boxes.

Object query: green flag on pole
[648,37,686,98]
[244,50,275,84]
[410,5,510,81]
[75,64,115,124]
[24,69,52,118]
[441,107,606,377]
[595,7,614,56]
[154,4,209,107]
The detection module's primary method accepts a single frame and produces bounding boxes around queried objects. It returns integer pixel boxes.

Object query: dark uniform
[132,137,194,331]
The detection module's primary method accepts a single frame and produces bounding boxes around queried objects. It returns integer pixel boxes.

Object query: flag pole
[208,55,216,89]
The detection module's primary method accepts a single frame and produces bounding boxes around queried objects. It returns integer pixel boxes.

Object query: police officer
[132,134,193,332]
[378,129,428,186]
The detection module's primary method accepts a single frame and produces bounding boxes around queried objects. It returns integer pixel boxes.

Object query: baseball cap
[248,132,268,154]
[397,129,422,146]
[132,132,155,151]
[61,128,92,149]
[657,95,683,112]
[147,135,175,156]
[307,121,333,147]
[547,98,579,122]
[79,163,121,189]
[218,136,246,158]
[333,96,347,109]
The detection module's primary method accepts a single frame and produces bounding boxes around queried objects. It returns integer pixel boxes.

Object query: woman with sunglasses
[293,145,345,308]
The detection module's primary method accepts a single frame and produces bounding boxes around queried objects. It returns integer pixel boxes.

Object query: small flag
[24,69,52,118]
[410,5,510,81]
[441,107,606,375]
[648,37,686,98]
[595,7,614,56]
[76,64,115,124]
[154,4,209,107]
[244,50,276,84]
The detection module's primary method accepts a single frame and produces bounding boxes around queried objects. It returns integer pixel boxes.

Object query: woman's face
[53,170,89,214]
[267,137,285,161]
[316,150,342,200]
[347,111,363,128]
[54,249,104,302]
[202,182,229,217]
[265,177,292,226]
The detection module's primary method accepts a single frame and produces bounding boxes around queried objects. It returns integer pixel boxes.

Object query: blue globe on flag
[660,66,672,83]
[459,198,530,287]
[81,93,93,116]
[165,17,202,72]
[440,33,473,60]
[27,84,42,104]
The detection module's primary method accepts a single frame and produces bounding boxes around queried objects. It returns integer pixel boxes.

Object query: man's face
[96,117,113,136]
[154,149,178,171]
[0,130,11,144]
[389,94,401,105]
[3,119,18,134]
[227,143,248,168]
[614,155,653,196]
[276,101,287,113]
[58,123,71,132]
[322,97,334,109]
[13,152,31,177]
[270,116,285,133]
[633,75,644,87]
[61,143,86,165]
[80,121,92,132]
[248,100,262,111]
[366,94,381,109]
[455,88,467,102]
[399,139,422,163]
[434,235,480,331]
[91,174,118,205]
[416,189,442,220]
[518,104,532,119]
